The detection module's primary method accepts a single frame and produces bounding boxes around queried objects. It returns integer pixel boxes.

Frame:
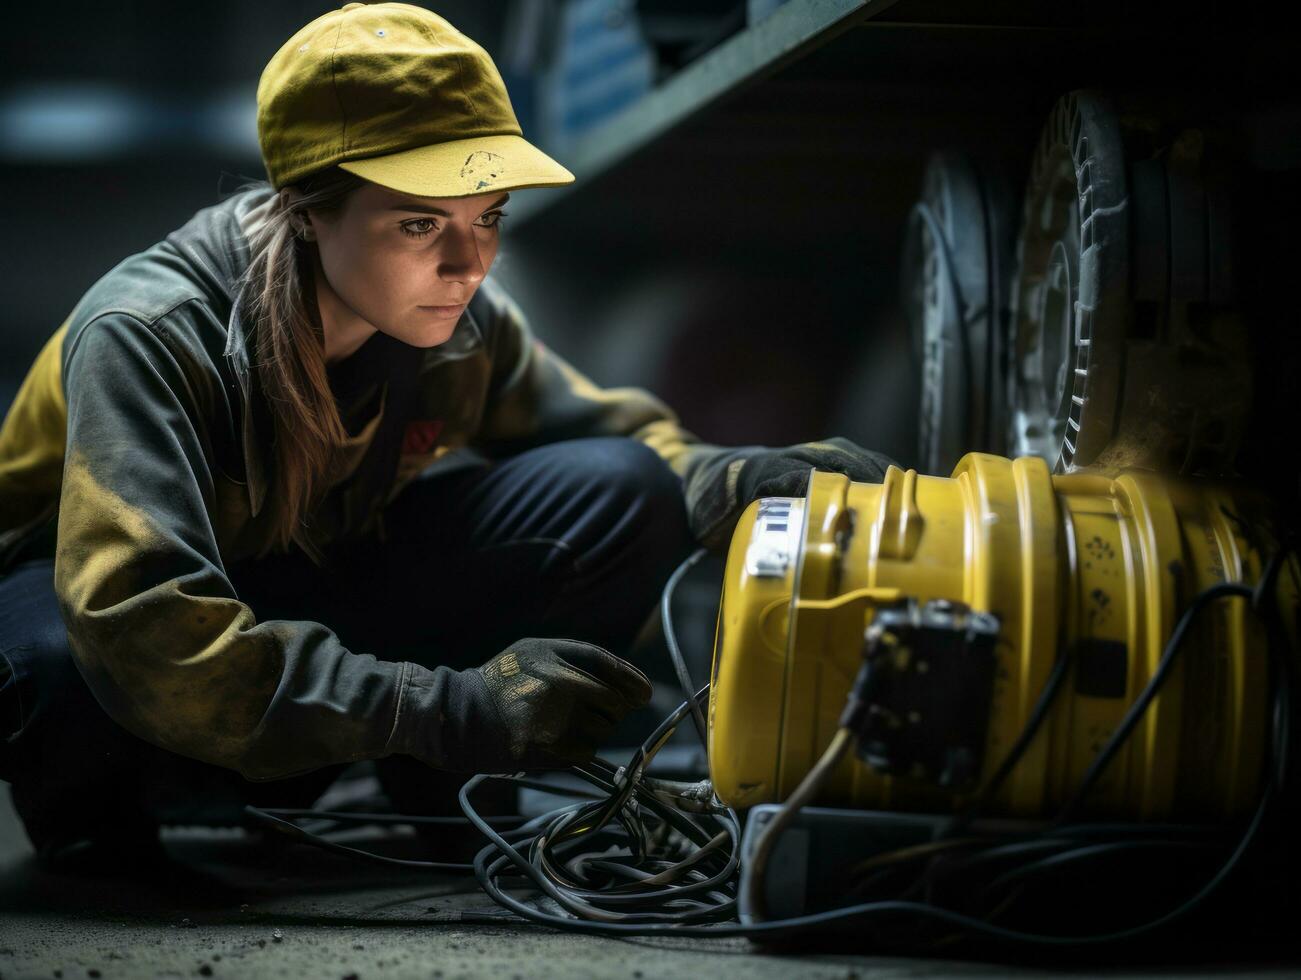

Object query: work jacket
[0,185,746,780]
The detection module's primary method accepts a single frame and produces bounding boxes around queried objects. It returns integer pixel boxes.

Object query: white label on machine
[745,498,804,579]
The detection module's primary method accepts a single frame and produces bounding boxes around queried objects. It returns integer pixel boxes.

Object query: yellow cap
[256,2,575,196]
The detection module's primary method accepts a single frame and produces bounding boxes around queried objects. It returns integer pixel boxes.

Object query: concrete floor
[0,788,963,980]
[2,784,1299,980]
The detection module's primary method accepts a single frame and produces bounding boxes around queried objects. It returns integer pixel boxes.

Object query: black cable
[454,681,743,926]
[256,808,529,827]
[462,773,741,924]
[244,805,477,871]
[943,646,1073,836]
[453,633,1289,945]
[238,554,741,927]
[244,544,1295,950]
[661,546,710,745]
[1054,582,1254,826]
[979,838,1214,900]
[259,653,1282,945]
[729,553,1294,945]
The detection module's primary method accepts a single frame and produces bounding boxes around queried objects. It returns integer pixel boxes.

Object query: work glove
[690,436,898,552]
[396,638,653,773]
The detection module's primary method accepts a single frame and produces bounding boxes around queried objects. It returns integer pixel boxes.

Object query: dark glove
[396,638,653,773]
[692,437,898,551]
[737,436,896,502]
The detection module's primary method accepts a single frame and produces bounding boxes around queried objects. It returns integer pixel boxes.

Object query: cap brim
[337,133,574,198]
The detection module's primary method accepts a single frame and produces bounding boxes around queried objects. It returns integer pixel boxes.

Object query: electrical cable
[942,645,1073,837]
[244,805,478,871]
[662,546,710,744]
[458,685,744,926]
[741,728,854,921]
[978,838,1213,901]
[245,542,1295,951]
[902,542,1296,915]
[850,836,984,880]
[242,784,600,865]
[253,808,531,826]
[449,605,1289,945]
[1053,582,1254,826]
[268,686,1280,946]
[725,549,1293,945]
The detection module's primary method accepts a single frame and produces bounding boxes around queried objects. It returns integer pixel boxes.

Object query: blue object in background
[537,0,656,151]
[0,82,259,163]
[746,0,792,26]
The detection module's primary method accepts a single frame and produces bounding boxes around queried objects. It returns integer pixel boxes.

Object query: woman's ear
[278,186,316,241]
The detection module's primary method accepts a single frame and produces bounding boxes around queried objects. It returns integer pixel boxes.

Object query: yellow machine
[708,454,1299,822]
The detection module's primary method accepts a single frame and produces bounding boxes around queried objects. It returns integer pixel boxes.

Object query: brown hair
[232,166,367,564]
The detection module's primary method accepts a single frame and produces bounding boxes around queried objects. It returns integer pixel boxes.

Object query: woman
[0,2,893,866]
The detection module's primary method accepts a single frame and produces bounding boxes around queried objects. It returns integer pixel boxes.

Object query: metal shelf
[511,0,900,225]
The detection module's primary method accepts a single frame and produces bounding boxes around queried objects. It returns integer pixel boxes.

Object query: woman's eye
[401,218,437,238]
[399,212,507,239]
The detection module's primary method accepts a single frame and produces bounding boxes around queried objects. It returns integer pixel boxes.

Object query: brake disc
[1007,90,1129,471]
[903,153,1014,475]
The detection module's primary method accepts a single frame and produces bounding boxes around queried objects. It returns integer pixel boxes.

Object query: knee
[585,440,697,572]
[1,628,94,737]
[0,629,82,784]
[0,586,83,730]
[567,437,687,521]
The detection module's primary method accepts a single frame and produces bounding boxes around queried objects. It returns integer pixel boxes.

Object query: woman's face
[298,180,509,350]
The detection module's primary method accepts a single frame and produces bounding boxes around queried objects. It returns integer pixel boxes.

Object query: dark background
[2,0,1296,474]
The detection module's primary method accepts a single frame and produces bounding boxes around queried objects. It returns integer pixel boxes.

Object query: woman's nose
[437,225,486,285]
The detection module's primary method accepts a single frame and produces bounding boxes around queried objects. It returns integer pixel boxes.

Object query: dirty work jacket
[0,185,752,780]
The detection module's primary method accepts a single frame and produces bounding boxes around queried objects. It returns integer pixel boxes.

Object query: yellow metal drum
[708,454,1298,821]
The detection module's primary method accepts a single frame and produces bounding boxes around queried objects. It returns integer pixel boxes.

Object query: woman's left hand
[690,436,898,551]
[734,436,896,504]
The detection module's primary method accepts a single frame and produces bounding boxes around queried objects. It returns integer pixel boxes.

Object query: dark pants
[0,437,697,849]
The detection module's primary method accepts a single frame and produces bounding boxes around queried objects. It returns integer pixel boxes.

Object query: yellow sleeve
[53,313,423,779]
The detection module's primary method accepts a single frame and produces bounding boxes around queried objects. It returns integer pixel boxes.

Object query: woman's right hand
[406,638,652,773]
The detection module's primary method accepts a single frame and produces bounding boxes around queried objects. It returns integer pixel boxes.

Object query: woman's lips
[419,304,465,318]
